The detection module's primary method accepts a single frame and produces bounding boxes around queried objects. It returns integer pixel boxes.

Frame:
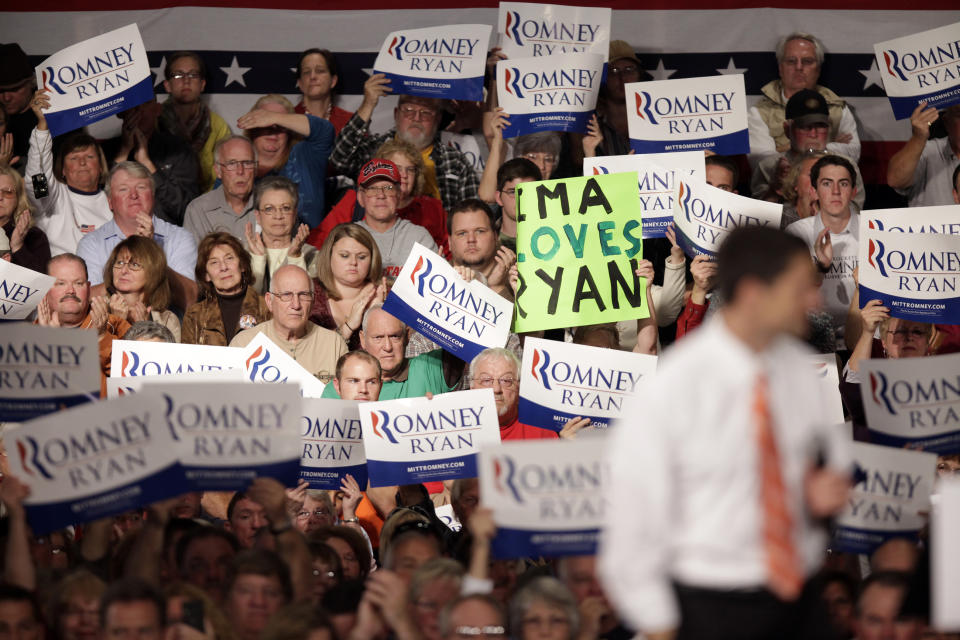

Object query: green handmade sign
[514,172,648,332]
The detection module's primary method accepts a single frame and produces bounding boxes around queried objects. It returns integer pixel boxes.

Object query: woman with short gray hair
[509,577,579,640]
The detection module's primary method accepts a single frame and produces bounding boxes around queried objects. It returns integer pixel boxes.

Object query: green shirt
[322,349,452,400]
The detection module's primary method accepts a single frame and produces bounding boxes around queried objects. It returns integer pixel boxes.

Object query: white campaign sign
[239,332,327,398]
[0,261,55,320]
[874,21,960,119]
[625,74,749,155]
[583,151,705,239]
[833,442,936,554]
[497,54,605,138]
[479,437,609,558]
[299,398,368,490]
[497,2,611,58]
[519,337,657,432]
[6,394,186,535]
[382,243,512,362]
[373,24,492,102]
[35,23,154,136]
[860,352,960,454]
[110,340,243,377]
[106,369,246,398]
[0,324,100,422]
[859,224,960,324]
[151,381,302,490]
[672,177,783,258]
[863,205,960,235]
[360,389,501,487]
[810,353,845,427]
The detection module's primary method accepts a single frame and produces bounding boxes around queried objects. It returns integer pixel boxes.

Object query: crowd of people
[0,25,959,640]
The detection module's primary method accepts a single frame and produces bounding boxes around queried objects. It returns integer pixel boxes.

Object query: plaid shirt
[329,113,479,211]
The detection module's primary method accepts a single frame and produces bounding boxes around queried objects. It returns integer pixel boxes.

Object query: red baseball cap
[358,159,401,187]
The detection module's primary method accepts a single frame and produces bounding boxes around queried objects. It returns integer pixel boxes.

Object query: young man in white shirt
[786,154,859,351]
[600,226,850,640]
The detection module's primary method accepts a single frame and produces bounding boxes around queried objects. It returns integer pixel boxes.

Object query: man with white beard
[329,73,478,211]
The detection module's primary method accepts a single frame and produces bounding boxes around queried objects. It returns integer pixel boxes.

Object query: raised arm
[847,299,889,374]
[634,259,658,355]
[887,102,939,190]
[247,477,312,602]
[477,108,509,203]
[1,473,35,590]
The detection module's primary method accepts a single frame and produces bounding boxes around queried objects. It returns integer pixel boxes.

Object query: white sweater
[26,127,113,256]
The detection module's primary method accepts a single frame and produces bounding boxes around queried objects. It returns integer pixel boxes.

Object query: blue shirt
[280,115,335,228]
[76,216,198,286]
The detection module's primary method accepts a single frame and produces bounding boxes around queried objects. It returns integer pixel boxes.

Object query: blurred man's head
[225,550,292,640]
[717,226,820,342]
[440,595,506,640]
[99,579,164,640]
[176,528,240,604]
[0,584,43,640]
[226,492,268,549]
[853,572,921,640]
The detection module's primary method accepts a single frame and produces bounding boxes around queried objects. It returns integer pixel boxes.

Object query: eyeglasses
[499,188,517,198]
[0,187,16,199]
[362,184,397,197]
[170,71,203,81]
[886,328,928,339]
[523,152,557,165]
[260,204,295,217]
[297,508,331,519]
[454,627,506,637]
[270,290,314,303]
[398,104,438,121]
[113,259,144,271]
[608,65,640,76]
[782,57,818,67]
[218,160,257,172]
[473,376,518,390]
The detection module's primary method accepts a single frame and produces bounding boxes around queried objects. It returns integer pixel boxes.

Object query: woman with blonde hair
[309,223,385,350]
[236,93,335,228]
[307,138,449,255]
[103,235,181,340]
[0,163,49,272]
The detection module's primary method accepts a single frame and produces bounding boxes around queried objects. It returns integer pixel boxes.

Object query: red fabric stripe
[8,0,960,10]
[859,140,903,187]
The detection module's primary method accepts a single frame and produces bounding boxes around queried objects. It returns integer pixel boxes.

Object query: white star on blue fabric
[220,56,251,88]
[716,57,747,75]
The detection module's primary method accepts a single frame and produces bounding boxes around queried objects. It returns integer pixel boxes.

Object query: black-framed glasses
[170,71,203,81]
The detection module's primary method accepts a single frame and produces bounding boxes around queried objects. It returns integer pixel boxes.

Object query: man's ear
[333,378,341,396]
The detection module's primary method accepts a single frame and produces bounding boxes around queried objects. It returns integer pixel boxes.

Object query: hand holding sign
[31,90,51,130]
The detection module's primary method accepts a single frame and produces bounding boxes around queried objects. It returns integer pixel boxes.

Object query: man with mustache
[329,75,478,211]
[36,253,131,394]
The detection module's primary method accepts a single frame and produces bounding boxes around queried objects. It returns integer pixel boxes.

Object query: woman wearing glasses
[0,163,49,272]
[182,232,269,346]
[237,94,335,228]
[307,139,449,256]
[245,176,320,294]
[102,236,181,341]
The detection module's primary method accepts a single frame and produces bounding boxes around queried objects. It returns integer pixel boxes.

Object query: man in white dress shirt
[600,226,851,640]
